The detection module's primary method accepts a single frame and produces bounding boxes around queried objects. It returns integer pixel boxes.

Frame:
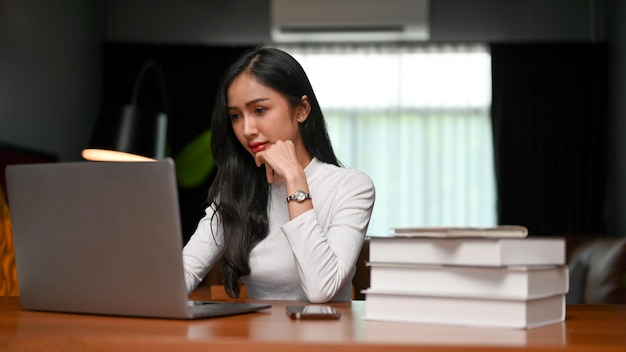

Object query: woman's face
[227,72,306,157]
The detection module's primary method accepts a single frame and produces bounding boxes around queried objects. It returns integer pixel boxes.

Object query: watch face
[287,190,309,203]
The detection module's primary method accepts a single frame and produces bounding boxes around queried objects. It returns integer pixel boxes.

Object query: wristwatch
[286,190,311,203]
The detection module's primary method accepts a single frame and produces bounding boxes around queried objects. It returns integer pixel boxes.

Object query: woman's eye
[229,113,241,120]
[254,107,267,115]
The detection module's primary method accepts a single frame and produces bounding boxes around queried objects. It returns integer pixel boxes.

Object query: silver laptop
[5,158,270,319]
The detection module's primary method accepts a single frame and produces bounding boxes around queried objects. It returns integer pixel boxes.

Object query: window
[279,44,495,236]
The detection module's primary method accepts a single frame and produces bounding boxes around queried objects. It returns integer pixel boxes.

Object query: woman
[182,47,375,303]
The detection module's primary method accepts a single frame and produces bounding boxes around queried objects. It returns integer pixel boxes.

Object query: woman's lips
[250,142,267,153]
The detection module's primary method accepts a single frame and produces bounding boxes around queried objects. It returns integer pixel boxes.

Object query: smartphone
[286,305,341,320]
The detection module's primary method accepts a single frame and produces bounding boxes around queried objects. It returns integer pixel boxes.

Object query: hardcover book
[363,316,567,346]
[367,263,569,300]
[368,236,566,266]
[391,225,528,238]
[364,290,566,329]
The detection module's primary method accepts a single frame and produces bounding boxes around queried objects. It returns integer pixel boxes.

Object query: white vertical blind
[279,44,495,236]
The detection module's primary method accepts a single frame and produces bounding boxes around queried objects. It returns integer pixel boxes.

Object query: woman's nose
[242,115,258,137]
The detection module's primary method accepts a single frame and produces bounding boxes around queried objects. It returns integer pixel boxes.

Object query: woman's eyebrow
[228,98,269,111]
[245,98,269,106]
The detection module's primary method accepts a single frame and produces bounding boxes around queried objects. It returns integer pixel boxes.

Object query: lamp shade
[82,60,169,162]
[82,105,167,161]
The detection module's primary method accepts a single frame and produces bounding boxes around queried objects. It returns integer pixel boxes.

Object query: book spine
[368,238,565,266]
[364,291,566,329]
[367,265,569,300]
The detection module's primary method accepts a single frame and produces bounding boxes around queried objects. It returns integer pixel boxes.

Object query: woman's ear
[296,95,311,122]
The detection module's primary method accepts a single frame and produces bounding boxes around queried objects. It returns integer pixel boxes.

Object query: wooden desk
[1,296,625,351]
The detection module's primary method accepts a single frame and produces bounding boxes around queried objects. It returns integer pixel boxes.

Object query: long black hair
[207,47,340,297]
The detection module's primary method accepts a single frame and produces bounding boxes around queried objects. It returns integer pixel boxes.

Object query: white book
[392,225,528,238]
[364,290,566,329]
[363,318,566,347]
[367,263,569,300]
[368,236,566,266]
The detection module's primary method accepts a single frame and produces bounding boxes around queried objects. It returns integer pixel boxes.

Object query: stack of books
[363,226,568,329]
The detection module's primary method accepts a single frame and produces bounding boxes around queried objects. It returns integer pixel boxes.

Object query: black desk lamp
[82,60,170,161]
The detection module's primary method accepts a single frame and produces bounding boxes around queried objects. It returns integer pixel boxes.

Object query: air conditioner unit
[270,0,429,43]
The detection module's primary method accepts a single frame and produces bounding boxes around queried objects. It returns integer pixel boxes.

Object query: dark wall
[107,0,602,44]
[100,43,252,241]
[430,0,602,42]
